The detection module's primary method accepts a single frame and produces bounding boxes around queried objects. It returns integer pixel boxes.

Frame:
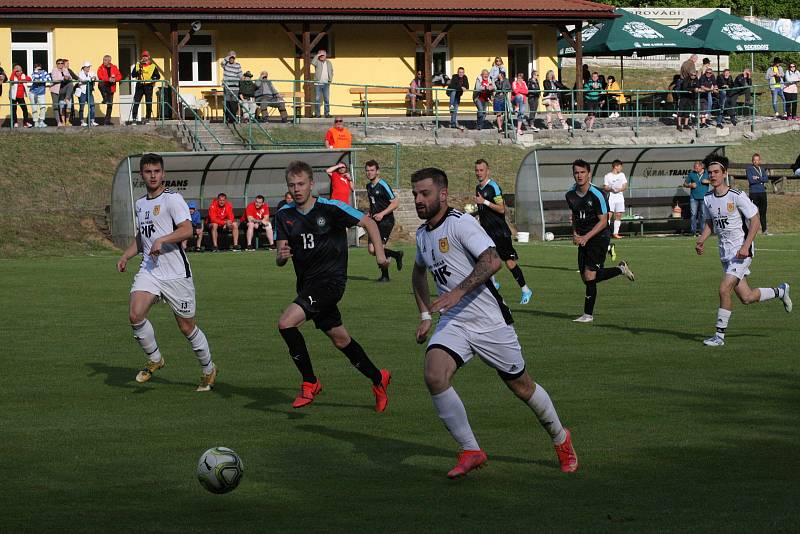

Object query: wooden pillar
[574,20,583,109]
[423,23,433,113]
[170,23,179,118]
[302,23,312,117]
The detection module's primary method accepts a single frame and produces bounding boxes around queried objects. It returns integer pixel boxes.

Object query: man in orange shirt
[325,162,354,204]
[325,117,352,149]
[208,192,240,251]
[243,194,274,251]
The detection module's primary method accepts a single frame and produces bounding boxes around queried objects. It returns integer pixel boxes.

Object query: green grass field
[2,235,798,531]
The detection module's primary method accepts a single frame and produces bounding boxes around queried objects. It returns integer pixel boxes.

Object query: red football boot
[372,369,391,413]
[554,428,579,473]
[447,450,488,479]
[292,380,323,408]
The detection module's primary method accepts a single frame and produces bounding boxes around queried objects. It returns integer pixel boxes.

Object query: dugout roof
[110,149,355,248]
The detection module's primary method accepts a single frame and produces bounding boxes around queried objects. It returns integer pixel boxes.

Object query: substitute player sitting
[411,166,578,478]
[243,194,274,251]
[603,159,628,239]
[275,160,392,411]
[694,155,791,347]
[116,153,217,391]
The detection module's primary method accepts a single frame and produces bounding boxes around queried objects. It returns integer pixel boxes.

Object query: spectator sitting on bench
[255,71,288,123]
[208,192,241,251]
[406,71,424,116]
[243,194,274,251]
[238,71,257,122]
[277,191,293,210]
[185,200,203,251]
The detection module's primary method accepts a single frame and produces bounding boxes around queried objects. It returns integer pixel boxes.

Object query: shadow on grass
[520,263,577,272]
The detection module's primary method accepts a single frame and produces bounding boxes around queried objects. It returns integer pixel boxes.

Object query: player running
[411,167,578,478]
[695,155,791,347]
[116,153,217,391]
[603,159,627,239]
[474,159,533,304]
[566,159,635,323]
[364,159,404,282]
[275,160,392,411]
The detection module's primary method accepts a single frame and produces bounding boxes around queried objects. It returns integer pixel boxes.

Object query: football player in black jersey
[364,159,404,282]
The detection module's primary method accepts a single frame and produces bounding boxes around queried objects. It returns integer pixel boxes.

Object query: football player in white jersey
[410,167,578,479]
[116,153,217,390]
[695,155,792,347]
[603,159,628,239]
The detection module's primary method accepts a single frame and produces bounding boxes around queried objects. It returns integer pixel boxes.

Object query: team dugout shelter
[110,149,357,248]
[514,145,725,239]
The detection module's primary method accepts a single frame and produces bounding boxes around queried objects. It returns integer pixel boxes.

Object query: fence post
[363,85,369,137]
[394,142,400,190]
[434,89,440,140]
[750,84,756,133]
[635,90,640,137]
[570,88,575,137]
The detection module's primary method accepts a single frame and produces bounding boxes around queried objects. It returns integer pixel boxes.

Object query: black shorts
[294,281,346,331]
[586,100,599,114]
[377,219,394,244]
[577,235,610,273]
[492,234,518,262]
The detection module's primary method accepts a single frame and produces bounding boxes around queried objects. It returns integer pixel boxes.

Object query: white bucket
[517,232,530,243]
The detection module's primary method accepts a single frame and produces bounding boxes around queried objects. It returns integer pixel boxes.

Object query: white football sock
[758,288,777,302]
[715,308,731,339]
[132,320,161,362]
[186,326,214,374]
[527,384,566,444]
[431,387,480,451]
[613,220,621,235]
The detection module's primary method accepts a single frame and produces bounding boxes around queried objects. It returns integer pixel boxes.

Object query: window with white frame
[177,33,216,86]
[415,34,450,78]
[11,30,52,75]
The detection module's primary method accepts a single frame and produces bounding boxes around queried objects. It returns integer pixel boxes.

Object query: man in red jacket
[96,55,122,125]
[208,193,241,251]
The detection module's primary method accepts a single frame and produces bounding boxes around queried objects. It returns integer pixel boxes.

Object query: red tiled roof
[0,0,616,18]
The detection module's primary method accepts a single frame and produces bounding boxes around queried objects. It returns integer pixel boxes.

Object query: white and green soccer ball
[197,446,244,494]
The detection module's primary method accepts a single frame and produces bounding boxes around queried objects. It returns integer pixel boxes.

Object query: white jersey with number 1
[135,188,193,280]
[415,208,512,333]
[702,188,758,262]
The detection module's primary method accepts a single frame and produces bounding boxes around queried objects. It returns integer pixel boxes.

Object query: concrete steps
[391,189,422,240]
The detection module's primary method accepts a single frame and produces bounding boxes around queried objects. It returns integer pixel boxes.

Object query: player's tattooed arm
[456,247,502,294]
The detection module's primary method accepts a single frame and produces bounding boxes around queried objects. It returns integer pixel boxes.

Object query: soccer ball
[544,231,555,241]
[197,446,244,494]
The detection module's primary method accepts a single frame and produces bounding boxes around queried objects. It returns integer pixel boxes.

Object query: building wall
[3,20,560,121]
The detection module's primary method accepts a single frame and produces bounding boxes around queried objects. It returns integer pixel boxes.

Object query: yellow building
[0,1,614,123]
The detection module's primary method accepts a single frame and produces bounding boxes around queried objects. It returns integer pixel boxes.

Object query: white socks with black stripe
[186,326,214,374]
[527,384,567,445]
[132,320,161,363]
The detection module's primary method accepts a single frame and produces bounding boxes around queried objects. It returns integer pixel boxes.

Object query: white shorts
[608,193,625,213]
[722,257,752,280]
[427,321,526,378]
[131,271,196,318]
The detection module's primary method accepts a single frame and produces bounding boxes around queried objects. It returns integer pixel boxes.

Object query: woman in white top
[75,61,99,126]
[783,62,800,120]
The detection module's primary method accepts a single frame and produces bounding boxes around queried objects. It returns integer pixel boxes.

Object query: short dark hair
[217,192,227,199]
[773,56,782,64]
[612,159,623,166]
[255,194,265,200]
[704,154,729,171]
[364,159,379,169]
[286,160,313,181]
[572,159,591,173]
[702,57,711,64]
[474,158,489,167]
[752,153,761,158]
[411,167,448,189]
[139,153,164,172]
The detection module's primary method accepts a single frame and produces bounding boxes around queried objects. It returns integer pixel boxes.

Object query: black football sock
[510,265,527,288]
[584,281,597,315]
[380,266,390,279]
[385,248,399,260]
[339,338,382,385]
[279,327,316,383]
[596,267,622,282]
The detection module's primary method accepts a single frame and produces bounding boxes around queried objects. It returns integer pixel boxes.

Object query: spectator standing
[581,63,591,85]
[75,61,99,127]
[406,71,424,116]
[96,55,122,125]
[526,69,541,131]
[0,63,6,98]
[542,70,569,130]
[677,72,699,131]
[783,62,799,120]
[221,51,242,123]
[680,54,698,80]
[715,69,737,127]
[682,161,709,236]
[130,51,160,124]
[325,162,354,204]
[606,75,625,118]
[446,66,469,130]
[49,59,64,126]
[473,69,494,131]
[29,63,51,128]
[583,71,602,132]
[766,57,786,119]
[325,116,352,149]
[243,195,274,251]
[60,59,78,125]
[493,71,511,133]
[746,154,770,235]
[208,193,241,251]
[488,57,507,83]
[186,201,203,251]
[255,71,289,123]
[238,71,257,121]
[511,72,528,136]
[9,65,32,128]
[698,69,716,128]
[311,49,333,118]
